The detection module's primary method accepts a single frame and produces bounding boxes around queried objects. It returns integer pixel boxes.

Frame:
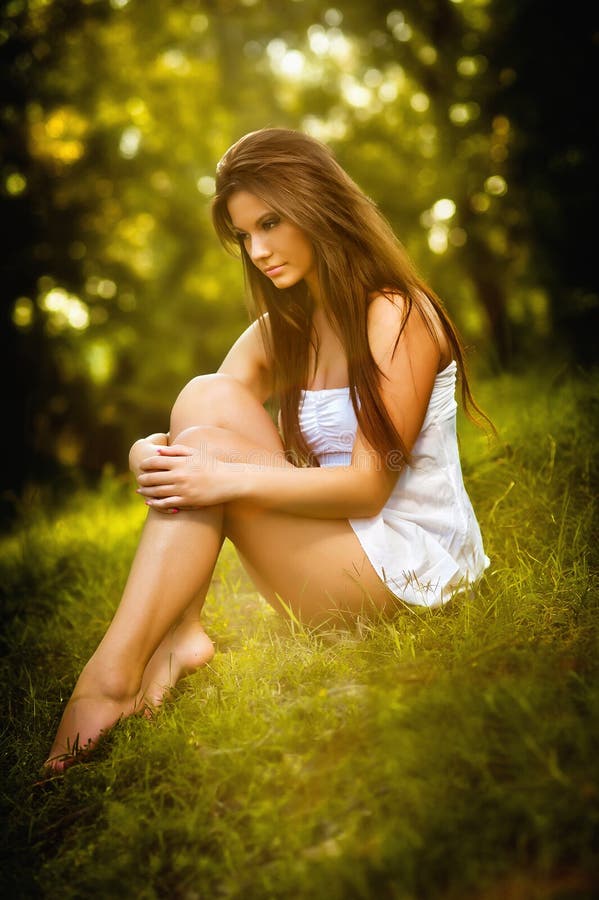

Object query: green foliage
[1,367,597,898]
[2,0,596,497]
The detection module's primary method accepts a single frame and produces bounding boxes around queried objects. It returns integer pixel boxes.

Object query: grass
[1,363,598,899]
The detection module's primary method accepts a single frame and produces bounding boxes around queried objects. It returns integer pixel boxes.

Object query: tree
[2,0,594,517]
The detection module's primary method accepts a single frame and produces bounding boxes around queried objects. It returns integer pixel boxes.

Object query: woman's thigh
[225,504,394,626]
[172,423,394,626]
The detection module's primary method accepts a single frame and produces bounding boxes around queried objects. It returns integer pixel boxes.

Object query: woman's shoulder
[365,289,414,338]
[367,287,437,318]
[366,288,451,370]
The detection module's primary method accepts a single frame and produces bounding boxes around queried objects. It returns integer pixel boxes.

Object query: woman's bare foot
[139,620,215,709]
[44,667,142,774]
[43,624,214,773]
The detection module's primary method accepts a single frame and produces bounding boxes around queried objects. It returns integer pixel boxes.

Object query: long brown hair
[212,127,489,466]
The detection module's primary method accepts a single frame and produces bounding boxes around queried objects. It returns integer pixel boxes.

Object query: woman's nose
[250,235,271,261]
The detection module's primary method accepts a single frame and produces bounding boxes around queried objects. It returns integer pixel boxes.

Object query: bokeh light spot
[280,50,305,78]
[428,225,448,254]
[470,192,490,212]
[485,175,508,196]
[119,125,142,159]
[97,279,117,300]
[13,296,34,328]
[324,8,343,27]
[40,287,90,331]
[197,176,216,196]
[419,46,437,65]
[6,172,27,194]
[410,92,430,113]
[432,199,456,221]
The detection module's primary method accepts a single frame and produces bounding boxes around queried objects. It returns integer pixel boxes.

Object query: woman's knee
[171,424,234,454]
[170,373,263,437]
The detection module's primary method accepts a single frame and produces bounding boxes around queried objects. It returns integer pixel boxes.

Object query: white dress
[298,360,490,608]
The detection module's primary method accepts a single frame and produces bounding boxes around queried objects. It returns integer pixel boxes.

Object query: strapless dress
[298,361,490,607]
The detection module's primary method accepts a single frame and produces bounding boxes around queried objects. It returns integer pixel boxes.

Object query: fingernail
[170,508,179,514]
[156,448,163,454]
[145,500,152,506]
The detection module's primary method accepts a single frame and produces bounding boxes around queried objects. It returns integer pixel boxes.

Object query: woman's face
[227,190,318,293]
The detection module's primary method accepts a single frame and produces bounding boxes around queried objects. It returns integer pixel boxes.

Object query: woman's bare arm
[217,316,273,403]
[137,297,445,519]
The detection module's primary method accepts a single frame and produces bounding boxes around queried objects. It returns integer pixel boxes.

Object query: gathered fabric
[298,360,490,607]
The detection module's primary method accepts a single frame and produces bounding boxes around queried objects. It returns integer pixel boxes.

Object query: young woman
[45,127,490,772]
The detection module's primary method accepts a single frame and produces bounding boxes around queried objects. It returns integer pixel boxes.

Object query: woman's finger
[139,455,178,472]
[145,496,186,511]
[137,470,181,486]
[137,485,178,499]
[155,444,196,457]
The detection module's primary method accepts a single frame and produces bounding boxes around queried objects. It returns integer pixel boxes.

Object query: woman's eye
[263,219,279,231]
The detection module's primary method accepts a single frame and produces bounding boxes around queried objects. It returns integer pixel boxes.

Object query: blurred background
[1,0,597,521]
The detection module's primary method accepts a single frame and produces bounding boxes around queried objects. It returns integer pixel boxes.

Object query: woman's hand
[135,444,238,513]
[129,433,169,479]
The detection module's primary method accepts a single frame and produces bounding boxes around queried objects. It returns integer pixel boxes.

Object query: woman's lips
[265,264,285,277]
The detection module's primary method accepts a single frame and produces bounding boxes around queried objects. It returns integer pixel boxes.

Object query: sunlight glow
[267,39,287,62]
[267,40,311,79]
[428,225,449,254]
[378,82,397,102]
[40,287,90,331]
[161,49,191,74]
[308,25,329,55]
[280,50,305,78]
[410,92,430,112]
[363,68,383,88]
[387,10,413,41]
[341,76,372,109]
[302,114,348,142]
[432,199,456,221]
[119,125,142,159]
[327,29,352,63]
[305,25,353,64]
[197,175,216,196]
[390,18,413,42]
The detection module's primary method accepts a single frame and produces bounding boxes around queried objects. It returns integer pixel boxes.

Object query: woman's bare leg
[44,376,393,771]
[138,374,285,708]
[44,375,284,770]
[44,504,225,770]
[137,590,216,710]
